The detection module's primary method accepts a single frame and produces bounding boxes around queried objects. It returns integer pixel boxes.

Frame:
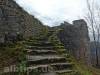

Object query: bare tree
[86,0,100,66]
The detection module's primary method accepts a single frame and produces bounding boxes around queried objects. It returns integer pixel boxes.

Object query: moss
[29,69,40,75]
[57,71,81,75]
[69,56,93,75]
[0,41,26,68]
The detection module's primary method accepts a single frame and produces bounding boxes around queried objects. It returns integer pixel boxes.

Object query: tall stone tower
[0,0,34,40]
[57,19,91,65]
[73,19,91,65]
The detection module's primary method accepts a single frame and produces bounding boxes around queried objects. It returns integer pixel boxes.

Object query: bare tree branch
[86,0,100,66]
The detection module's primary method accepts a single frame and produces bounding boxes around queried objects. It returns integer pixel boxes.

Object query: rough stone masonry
[0,0,34,43]
[56,19,91,65]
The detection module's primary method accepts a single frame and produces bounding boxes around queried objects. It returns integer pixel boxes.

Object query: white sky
[15,0,87,26]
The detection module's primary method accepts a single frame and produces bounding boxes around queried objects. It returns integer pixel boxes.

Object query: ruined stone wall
[73,20,91,65]
[0,0,24,34]
[56,19,91,65]
[0,0,46,43]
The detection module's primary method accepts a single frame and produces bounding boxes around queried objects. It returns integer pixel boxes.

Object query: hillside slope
[0,0,48,68]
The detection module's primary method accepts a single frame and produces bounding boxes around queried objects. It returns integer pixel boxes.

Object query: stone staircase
[25,30,76,75]
[1,30,77,75]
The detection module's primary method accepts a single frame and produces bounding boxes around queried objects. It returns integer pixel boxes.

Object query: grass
[71,56,93,75]
[88,66,100,75]
[71,57,100,75]
[0,41,26,68]
[57,71,81,75]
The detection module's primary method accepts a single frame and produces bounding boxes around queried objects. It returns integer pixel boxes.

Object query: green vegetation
[73,61,100,75]
[57,71,81,75]
[0,42,26,67]
[1,28,100,75]
[48,29,99,75]
[70,56,93,75]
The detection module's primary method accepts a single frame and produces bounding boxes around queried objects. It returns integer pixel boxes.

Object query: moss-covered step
[27,63,74,74]
[25,41,54,46]
[26,45,55,50]
[27,55,71,65]
[27,50,57,55]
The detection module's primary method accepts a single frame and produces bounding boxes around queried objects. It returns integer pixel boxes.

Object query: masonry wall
[0,0,45,43]
[57,19,91,65]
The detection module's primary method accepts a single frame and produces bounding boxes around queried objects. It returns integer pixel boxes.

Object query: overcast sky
[15,0,87,26]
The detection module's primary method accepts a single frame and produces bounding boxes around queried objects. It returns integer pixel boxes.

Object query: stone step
[28,65,49,70]
[50,63,73,66]
[27,55,65,61]
[28,50,57,53]
[27,50,57,55]
[27,55,70,65]
[2,68,74,75]
[28,64,73,73]
[27,59,71,66]
[26,46,55,50]
[33,38,47,41]
[50,63,73,71]
[28,63,73,70]
[26,46,66,50]
[51,40,60,42]
[40,72,56,75]
[25,49,56,52]
[25,40,47,44]
[28,63,73,67]
[26,49,66,53]
[32,63,73,70]
[25,48,66,53]
[38,70,75,75]
[55,70,74,74]
[25,41,54,46]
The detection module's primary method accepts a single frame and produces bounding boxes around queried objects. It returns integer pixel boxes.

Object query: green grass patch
[70,57,93,75]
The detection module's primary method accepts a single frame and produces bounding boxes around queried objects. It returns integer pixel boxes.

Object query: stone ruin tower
[0,0,34,43]
[73,19,91,65]
[57,19,91,65]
